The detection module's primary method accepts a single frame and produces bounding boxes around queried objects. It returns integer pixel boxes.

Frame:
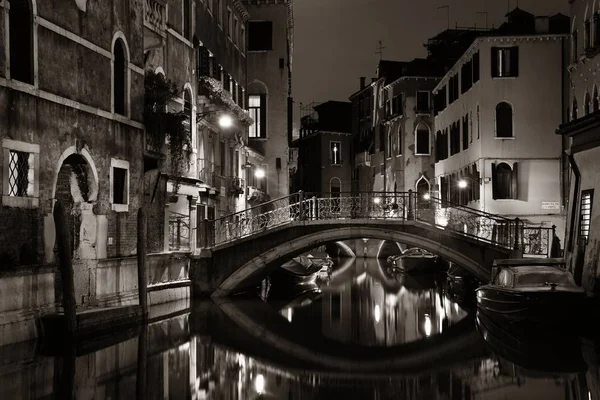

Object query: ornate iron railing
[202,191,557,256]
[169,211,190,251]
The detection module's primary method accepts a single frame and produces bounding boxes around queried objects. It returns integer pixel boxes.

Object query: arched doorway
[54,152,99,305]
[416,177,430,210]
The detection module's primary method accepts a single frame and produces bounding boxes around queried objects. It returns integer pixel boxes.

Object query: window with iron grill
[8,150,31,197]
[580,190,594,242]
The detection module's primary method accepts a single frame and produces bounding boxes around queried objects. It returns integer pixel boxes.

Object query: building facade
[292,101,352,195]
[243,0,294,201]
[558,0,600,297]
[433,9,569,240]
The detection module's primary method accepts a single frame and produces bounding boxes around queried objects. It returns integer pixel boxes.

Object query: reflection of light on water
[255,374,265,394]
[424,314,432,337]
[454,303,459,312]
[374,305,381,323]
[589,391,592,400]
[356,272,367,284]
[287,308,293,322]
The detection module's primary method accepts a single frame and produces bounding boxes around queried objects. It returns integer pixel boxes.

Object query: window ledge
[395,154,403,158]
[2,196,39,209]
[415,153,431,156]
[247,50,271,53]
[492,76,518,80]
[494,136,515,139]
[249,137,268,141]
[493,198,519,202]
[112,203,129,213]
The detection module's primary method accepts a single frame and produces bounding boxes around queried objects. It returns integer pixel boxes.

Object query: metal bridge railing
[200,191,557,257]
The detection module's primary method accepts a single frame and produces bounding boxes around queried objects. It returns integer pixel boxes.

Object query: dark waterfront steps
[39,305,142,354]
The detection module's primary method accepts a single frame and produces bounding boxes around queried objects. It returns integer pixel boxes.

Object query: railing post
[313,196,319,220]
[299,190,305,220]
[550,225,561,258]
[407,189,414,220]
[204,218,211,248]
[514,217,520,251]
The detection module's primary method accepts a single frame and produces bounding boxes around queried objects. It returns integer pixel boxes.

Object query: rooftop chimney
[360,77,366,89]
[535,16,550,33]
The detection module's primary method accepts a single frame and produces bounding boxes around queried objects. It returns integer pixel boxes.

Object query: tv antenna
[375,40,386,60]
[438,5,450,30]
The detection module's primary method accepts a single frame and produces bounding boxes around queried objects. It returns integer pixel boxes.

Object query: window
[183,89,192,141]
[386,131,392,158]
[450,122,460,155]
[219,140,226,176]
[595,13,600,47]
[234,17,239,44]
[462,115,469,150]
[585,20,591,50]
[585,92,591,116]
[330,141,341,165]
[227,8,232,38]
[183,0,191,39]
[580,190,594,242]
[113,38,127,115]
[2,139,39,208]
[473,51,480,83]
[416,91,431,114]
[492,162,517,200]
[110,159,129,212]
[217,0,223,26]
[248,94,266,138]
[392,94,402,116]
[461,59,473,94]
[415,124,430,155]
[476,105,480,139]
[248,21,273,51]
[9,0,34,84]
[397,126,402,155]
[495,102,513,138]
[491,47,519,78]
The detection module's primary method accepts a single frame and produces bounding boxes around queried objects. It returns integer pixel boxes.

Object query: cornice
[384,76,441,90]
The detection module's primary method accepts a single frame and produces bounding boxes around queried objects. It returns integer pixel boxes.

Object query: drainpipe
[566,151,580,253]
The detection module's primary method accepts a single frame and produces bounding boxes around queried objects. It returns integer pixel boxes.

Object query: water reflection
[279,257,469,347]
[4,260,600,398]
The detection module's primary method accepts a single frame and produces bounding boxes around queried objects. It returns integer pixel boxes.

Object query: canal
[2,256,599,399]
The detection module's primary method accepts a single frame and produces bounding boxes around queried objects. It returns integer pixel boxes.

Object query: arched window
[492,162,518,200]
[9,0,34,84]
[113,38,127,115]
[415,123,430,155]
[495,102,513,138]
[572,97,578,121]
[397,125,402,156]
[183,88,193,139]
[594,86,599,113]
[585,92,591,115]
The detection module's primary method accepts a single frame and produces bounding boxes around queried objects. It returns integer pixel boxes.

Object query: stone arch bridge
[190,192,557,297]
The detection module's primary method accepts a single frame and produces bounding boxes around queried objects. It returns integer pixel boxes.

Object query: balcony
[144,0,166,51]
[355,151,372,167]
[144,128,166,157]
[229,176,245,196]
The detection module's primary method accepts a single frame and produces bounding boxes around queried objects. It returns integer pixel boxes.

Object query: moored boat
[271,251,334,287]
[475,258,585,326]
[386,247,439,273]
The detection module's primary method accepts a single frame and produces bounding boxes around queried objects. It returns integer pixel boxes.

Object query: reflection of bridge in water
[192,191,559,296]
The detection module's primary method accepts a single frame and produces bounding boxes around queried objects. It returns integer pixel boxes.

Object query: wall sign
[541,201,560,210]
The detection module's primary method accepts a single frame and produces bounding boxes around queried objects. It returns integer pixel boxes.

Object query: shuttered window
[491,47,519,78]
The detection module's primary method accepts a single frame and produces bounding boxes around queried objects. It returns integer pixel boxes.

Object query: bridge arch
[212,226,490,297]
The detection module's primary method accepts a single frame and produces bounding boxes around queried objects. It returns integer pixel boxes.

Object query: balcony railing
[229,176,245,196]
[169,211,190,251]
[144,0,166,33]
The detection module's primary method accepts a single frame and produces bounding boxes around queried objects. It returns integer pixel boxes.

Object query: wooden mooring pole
[53,200,78,340]
[137,207,148,320]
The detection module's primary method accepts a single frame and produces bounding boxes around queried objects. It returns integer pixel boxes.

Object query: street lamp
[254,167,265,179]
[197,110,234,129]
[255,374,265,394]
[423,193,431,200]
[457,176,480,189]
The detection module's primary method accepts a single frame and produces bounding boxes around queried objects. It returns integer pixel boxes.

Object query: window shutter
[473,52,480,82]
[511,162,518,199]
[491,48,499,77]
[491,163,498,200]
[260,94,267,137]
[510,47,519,77]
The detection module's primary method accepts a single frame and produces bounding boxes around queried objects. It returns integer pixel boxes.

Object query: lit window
[580,190,594,242]
[248,95,265,138]
[330,141,341,165]
[416,91,431,113]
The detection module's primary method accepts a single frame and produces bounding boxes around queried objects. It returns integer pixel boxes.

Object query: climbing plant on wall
[144,71,192,193]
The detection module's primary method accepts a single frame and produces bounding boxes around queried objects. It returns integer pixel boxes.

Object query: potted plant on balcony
[144,71,192,193]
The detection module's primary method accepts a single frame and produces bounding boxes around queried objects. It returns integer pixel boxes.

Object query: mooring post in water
[137,207,148,320]
[53,200,78,340]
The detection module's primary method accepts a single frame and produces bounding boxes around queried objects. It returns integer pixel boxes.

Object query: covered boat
[271,251,333,286]
[476,258,585,325]
[387,247,439,273]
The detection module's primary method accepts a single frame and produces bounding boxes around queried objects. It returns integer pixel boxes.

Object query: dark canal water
[4,257,600,399]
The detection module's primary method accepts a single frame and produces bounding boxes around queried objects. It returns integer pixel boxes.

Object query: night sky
[292,0,569,109]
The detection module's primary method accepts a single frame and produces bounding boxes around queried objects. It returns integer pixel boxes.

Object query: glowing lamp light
[374,305,381,323]
[438,216,449,227]
[255,374,265,394]
[424,314,432,337]
[254,168,266,179]
[218,114,233,129]
[458,180,468,189]
[423,193,431,200]
[373,197,381,204]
